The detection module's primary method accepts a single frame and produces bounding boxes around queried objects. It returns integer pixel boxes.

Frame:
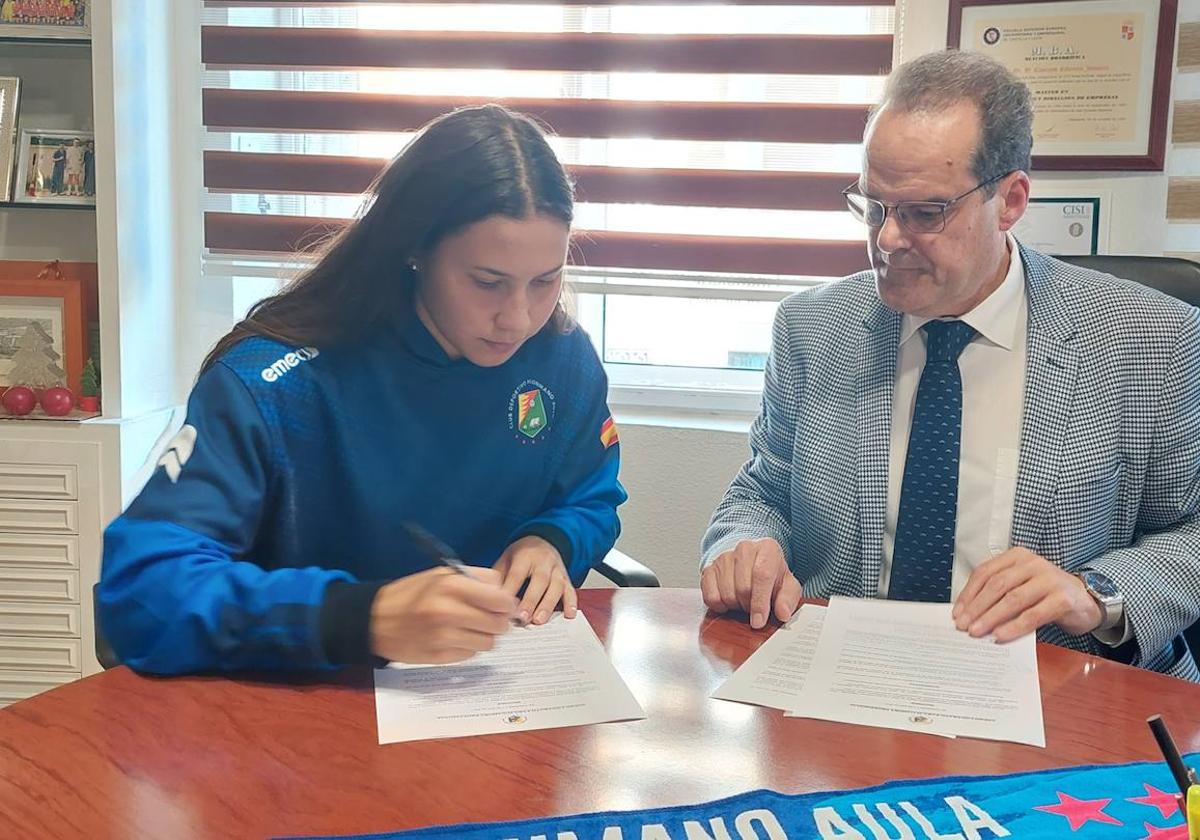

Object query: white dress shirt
[879,233,1026,601]
[877,234,1128,645]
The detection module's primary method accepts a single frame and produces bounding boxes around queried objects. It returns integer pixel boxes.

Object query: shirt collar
[899,232,1025,351]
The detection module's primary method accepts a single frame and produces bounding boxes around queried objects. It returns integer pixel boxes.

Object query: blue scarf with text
[288,754,1198,840]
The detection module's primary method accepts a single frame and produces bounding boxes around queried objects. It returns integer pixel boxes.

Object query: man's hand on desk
[700,538,803,630]
[369,567,518,664]
[952,547,1103,643]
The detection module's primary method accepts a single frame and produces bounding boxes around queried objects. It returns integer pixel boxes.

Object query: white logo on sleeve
[261,346,320,383]
[158,424,197,484]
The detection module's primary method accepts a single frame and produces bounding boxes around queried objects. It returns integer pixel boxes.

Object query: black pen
[402,522,523,625]
[403,521,477,579]
[1147,714,1196,796]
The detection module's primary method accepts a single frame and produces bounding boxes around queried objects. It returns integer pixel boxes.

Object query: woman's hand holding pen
[493,535,577,625]
[369,567,517,664]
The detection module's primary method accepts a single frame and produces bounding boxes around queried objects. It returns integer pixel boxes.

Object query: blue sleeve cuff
[320,579,388,666]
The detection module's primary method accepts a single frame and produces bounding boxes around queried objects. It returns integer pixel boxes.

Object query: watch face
[1083,571,1118,598]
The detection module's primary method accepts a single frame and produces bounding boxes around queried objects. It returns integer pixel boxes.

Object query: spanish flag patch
[600,415,619,449]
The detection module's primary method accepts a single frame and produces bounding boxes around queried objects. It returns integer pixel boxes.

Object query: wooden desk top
[2,588,1197,839]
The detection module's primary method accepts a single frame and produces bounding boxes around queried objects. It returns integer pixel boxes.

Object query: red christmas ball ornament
[40,386,74,417]
[2,386,36,416]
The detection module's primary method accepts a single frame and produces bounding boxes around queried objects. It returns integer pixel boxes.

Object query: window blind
[200,0,893,282]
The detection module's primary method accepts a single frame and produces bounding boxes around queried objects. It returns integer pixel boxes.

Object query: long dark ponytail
[201,105,574,374]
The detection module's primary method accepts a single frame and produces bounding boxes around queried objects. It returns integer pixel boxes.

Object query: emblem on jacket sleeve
[157,424,197,484]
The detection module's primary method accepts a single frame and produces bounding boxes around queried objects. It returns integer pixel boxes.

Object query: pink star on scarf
[1137,820,1188,839]
[1034,791,1123,830]
[1128,783,1182,819]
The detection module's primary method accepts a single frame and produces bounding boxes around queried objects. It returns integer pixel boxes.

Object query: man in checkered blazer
[701,51,1200,681]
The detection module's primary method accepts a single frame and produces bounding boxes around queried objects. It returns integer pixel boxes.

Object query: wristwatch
[1077,570,1125,631]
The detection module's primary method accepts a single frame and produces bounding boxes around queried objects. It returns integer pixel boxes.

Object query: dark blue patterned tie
[888,319,977,602]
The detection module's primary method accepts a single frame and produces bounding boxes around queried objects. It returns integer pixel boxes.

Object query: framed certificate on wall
[948,0,1178,171]
[1013,196,1104,254]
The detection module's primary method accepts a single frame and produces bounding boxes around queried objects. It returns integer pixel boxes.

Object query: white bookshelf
[0,0,201,694]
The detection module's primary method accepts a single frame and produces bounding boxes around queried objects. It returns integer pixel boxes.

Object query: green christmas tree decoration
[80,357,99,397]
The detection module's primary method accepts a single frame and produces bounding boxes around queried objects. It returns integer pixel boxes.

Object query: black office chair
[93,583,120,670]
[596,548,660,588]
[93,549,658,669]
[1057,254,1200,667]
[1054,254,1200,307]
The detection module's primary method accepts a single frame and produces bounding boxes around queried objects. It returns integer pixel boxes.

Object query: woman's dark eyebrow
[472,265,564,279]
[472,266,510,278]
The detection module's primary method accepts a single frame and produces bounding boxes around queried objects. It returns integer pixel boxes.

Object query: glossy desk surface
[2,589,1197,838]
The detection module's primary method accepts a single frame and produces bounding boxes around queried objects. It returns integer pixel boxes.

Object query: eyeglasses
[842,171,1014,234]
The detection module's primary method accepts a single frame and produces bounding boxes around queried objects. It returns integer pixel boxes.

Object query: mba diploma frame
[948,0,1177,170]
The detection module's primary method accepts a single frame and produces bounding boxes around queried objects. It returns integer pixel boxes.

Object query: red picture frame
[0,261,92,395]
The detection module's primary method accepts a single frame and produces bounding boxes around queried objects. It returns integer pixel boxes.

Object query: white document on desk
[711,605,826,711]
[373,611,645,744]
[786,597,1044,747]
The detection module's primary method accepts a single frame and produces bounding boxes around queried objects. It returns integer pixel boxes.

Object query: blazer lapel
[855,300,901,598]
[1012,245,1080,553]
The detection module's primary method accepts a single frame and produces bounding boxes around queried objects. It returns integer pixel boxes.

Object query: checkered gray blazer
[702,243,1200,681]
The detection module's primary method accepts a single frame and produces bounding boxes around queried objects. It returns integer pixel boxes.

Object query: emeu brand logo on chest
[260,346,320,382]
[508,379,556,443]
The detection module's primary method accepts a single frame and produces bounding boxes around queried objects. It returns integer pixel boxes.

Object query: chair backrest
[1054,254,1200,307]
[93,583,119,669]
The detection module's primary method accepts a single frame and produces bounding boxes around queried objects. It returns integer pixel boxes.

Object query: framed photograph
[0,0,89,40]
[14,129,95,206]
[0,269,84,394]
[948,0,1178,170]
[0,77,20,201]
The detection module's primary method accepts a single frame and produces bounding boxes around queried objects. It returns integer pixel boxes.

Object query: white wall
[172,0,230,404]
[604,420,750,587]
[94,0,184,419]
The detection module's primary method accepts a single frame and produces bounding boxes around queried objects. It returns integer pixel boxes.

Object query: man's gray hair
[869,50,1033,194]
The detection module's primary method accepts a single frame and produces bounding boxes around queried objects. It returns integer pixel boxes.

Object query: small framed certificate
[949,0,1178,171]
[1013,196,1102,255]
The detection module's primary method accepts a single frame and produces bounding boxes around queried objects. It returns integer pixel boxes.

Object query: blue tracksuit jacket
[99,317,625,673]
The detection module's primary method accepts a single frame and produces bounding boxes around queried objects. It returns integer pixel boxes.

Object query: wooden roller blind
[201,0,894,279]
